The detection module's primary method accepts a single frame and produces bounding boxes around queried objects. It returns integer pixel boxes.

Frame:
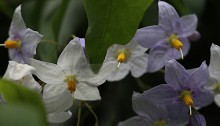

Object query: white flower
[0,5,43,64]
[3,61,42,93]
[31,37,114,101]
[44,89,73,123]
[104,41,148,82]
[207,43,220,107]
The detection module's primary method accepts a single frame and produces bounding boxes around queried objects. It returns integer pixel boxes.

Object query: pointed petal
[189,112,206,126]
[177,14,198,38]
[44,89,73,113]
[118,116,152,126]
[132,92,166,120]
[43,84,66,98]
[57,38,87,73]
[21,75,42,93]
[31,59,66,84]
[74,82,101,101]
[47,111,72,123]
[214,94,220,107]
[193,88,213,107]
[143,84,179,105]
[209,44,220,81]
[147,43,170,72]
[190,62,209,88]
[129,54,148,78]
[78,61,116,85]
[3,61,35,81]
[127,41,148,55]
[134,25,167,48]
[9,5,26,36]
[165,59,189,88]
[158,1,179,31]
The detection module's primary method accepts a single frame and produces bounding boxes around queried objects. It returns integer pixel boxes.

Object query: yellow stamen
[3,40,21,48]
[171,38,183,50]
[68,79,76,93]
[117,53,126,68]
[181,90,193,116]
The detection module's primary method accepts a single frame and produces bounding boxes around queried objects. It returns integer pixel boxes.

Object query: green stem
[85,102,98,126]
[77,101,83,126]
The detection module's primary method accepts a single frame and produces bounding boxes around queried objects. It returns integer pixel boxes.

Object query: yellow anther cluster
[68,79,76,93]
[154,120,166,126]
[183,94,193,106]
[171,39,183,50]
[117,53,126,63]
[4,40,21,48]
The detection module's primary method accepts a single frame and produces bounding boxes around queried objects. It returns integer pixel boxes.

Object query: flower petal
[209,44,220,81]
[47,111,72,123]
[165,59,189,88]
[43,84,66,98]
[74,82,101,101]
[177,14,198,38]
[134,25,167,48]
[3,61,35,81]
[21,75,42,93]
[190,62,209,88]
[143,84,179,105]
[193,88,213,107]
[129,54,148,78]
[9,5,26,36]
[31,59,66,85]
[118,116,152,126]
[158,1,179,31]
[189,112,206,126]
[147,43,170,72]
[57,38,87,73]
[214,94,220,107]
[44,89,73,113]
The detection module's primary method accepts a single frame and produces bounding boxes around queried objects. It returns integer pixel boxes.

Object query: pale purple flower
[118,92,188,126]
[189,112,206,126]
[1,5,43,64]
[104,41,148,82]
[206,44,220,107]
[143,59,213,116]
[134,1,199,72]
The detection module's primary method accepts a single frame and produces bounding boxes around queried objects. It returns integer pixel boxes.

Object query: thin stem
[85,102,98,126]
[40,39,58,45]
[77,101,83,126]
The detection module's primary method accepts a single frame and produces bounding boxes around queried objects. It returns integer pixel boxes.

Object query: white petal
[57,38,87,73]
[21,75,42,93]
[47,111,72,123]
[129,54,148,78]
[3,61,35,81]
[74,82,101,101]
[9,5,26,37]
[214,94,220,107]
[78,61,116,86]
[43,84,66,98]
[107,62,130,82]
[44,89,73,113]
[209,44,220,81]
[31,59,66,84]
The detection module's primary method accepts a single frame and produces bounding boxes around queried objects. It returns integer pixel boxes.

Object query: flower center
[168,34,184,59]
[64,75,77,93]
[0,40,22,48]
[115,49,129,68]
[154,120,166,126]
[214,82,220,93]
[180,90,193,115]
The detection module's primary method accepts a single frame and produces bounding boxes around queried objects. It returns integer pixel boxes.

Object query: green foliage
[84,0,154,64]
[0,79,48,126]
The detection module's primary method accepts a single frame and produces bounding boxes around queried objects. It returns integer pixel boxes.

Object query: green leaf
[0,79,48,126]
[84,0,154,64]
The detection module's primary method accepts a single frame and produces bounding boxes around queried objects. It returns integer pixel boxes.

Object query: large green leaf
[84,0,154,64]
[0,79,48,126]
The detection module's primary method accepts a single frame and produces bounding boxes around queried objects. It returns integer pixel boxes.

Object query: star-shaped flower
[118,92,188,126]
[104,41,148,81]
[134,1,199,72]
[31,38,114,101]
[3,61,42,93]
[143,59,213,116]
[0,5,43,64]
[43,89,73,123]
[206,44,220,107]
